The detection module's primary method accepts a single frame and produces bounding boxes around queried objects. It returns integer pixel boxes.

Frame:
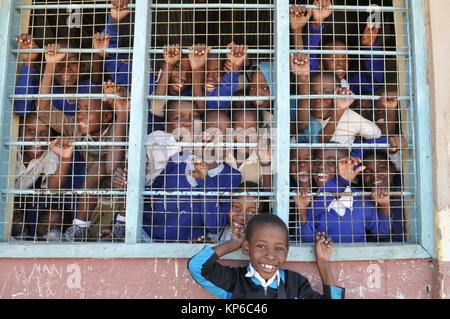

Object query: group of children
[10,0,407,297]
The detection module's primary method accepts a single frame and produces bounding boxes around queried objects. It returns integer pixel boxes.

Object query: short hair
[232,182,269,214]
[245,213,289,245]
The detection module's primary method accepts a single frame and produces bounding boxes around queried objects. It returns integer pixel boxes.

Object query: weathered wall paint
[0,258,436,299]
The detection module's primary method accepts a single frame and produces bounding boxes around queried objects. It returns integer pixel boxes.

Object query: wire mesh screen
[1,0,418,247]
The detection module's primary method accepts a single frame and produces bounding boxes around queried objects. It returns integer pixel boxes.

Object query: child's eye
[264,86,270,91]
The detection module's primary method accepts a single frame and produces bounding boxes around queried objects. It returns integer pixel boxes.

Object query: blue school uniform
[306,23,385,95]
[205,71,241,109]
[14,65,98,117]
[142,152,242,242]
[293,176,392,243]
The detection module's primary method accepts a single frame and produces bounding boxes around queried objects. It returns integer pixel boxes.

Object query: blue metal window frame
[0,0,433,261]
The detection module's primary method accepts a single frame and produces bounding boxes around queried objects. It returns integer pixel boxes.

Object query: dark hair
[232,182,269,214]
[245,213,289,244]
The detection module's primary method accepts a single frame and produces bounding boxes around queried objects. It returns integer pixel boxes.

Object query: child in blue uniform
[14,34,99,117]
[188,213,345,299]
[292,148,392,243]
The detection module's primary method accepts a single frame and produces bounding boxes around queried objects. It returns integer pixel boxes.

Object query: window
[0,0,433,260]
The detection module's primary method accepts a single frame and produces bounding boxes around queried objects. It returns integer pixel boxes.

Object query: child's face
[313,149,340,188]
[363,157,393,189]
[290,148,312,187]
[169,57,192,95]
[22,116,50,160]
[205,58,223,94]
[243,223,289,281]
[229,195,258,234]
[76,99,112,136]
[167,101,202,141]
[53,43,80,87]
[203,115,230,163]
[322,42,348,80]
[249,71,271,109]
[310,75,335,120]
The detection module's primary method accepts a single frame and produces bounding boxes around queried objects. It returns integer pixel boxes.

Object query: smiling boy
[188,213,344,299]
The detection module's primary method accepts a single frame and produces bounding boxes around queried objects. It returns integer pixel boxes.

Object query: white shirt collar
[245,263,280,289]
[327,185,354,217]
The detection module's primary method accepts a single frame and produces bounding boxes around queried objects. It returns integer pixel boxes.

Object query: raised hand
[312,0,333,28]
[111,0,131,22]
[290,52,310,79]
[15,33,40,67]
[188,43,210,71]
[388,135,407,153]
[361,24,380,46]
[113,167,128,189]
[103,80,130,112]
[257,136,271,167]
[380,91,398,110]
[314,232,333,263]
[338,157,365,182]
[50,138,75,161]
[290,5,312,32]
[225,42,248,72]
[93,32,111,57]
[335,87,355,110]
[44,43,67,64]
[163,44,182,68]
[371,187,390,207]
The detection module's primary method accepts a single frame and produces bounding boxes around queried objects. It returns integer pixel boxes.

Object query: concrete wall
[0,0,448,299]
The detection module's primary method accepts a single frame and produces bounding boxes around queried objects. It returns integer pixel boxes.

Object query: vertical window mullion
[274,0,291,225]
[124,0,151,244]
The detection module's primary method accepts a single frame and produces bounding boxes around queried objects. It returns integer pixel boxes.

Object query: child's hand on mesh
[113,167,128,189]
[338,157,365,182]
[163,44,182,68]
[111,0,131,22]
[188,235,216,244]
[388,136,407,153]
[312,0,332,27]
[314,232,333,263]
[293,188,312,224]
[380,91,398,109]
[290,5,312,33]
[335,87,355,110]
[257,136,271,167]
[103,80,130,113]
[50,138,75,161]
[15,33,40,67]
[44,43,67,63]
[290,52,310,79]
[361,24,380,46]
[188,43,211,71]
[225,42,248,72]
[93,32,110,57]
[371,187,390,207]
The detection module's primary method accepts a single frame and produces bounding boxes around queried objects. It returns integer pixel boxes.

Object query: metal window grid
[0,0,433,260]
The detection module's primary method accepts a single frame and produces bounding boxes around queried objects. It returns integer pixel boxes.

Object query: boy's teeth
[261,264,275,270]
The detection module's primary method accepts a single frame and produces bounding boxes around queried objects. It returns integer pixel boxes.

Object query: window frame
[0,0,434,261]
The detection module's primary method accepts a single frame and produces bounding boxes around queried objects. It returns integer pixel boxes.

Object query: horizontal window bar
[11,48,409,56]
[0,188,413,197]
[14,4,407,12]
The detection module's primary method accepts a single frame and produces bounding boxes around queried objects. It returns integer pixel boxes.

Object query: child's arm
[319,87,354,143]
[150,44,182,117]
[257,135,272,190]
[291,52,310,132]
[308,0,332,71]
[314,232,340,290]
[371,187,392,218]
[103,80,130,175]
[47,138,75,190]
[379,91,399,136]
[290,5,312,50]
[37,44,76,136]
[188,43,210,110]
[353,25,385,95]
[14,34,41,117]
[293,188,312,225]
